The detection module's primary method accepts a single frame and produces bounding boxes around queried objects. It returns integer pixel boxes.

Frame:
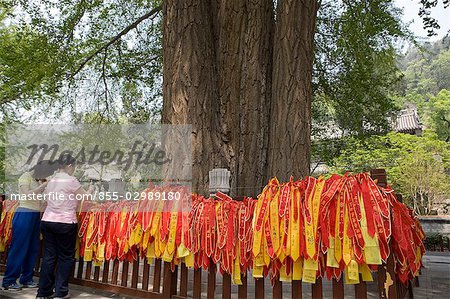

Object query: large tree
[162,0,318,195]
[1,0,410,195]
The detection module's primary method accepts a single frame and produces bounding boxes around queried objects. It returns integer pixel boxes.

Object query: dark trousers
[37,221,77,297]
[2,208,40,287]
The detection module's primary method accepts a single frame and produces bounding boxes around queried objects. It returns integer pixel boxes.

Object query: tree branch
[102,48,109,111]
[71,5,162,77]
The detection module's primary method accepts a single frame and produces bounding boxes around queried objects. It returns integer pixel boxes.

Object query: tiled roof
[394,109,422,133]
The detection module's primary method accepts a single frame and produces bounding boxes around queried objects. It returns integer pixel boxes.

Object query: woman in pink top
[37,154,93,299]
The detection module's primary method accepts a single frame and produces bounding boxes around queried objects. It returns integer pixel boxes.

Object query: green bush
[424,233,450,251]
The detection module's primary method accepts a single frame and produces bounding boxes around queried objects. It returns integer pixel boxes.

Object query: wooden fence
[0,169,418,298]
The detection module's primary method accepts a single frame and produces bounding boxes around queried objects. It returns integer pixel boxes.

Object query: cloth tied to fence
[0,172,425,285]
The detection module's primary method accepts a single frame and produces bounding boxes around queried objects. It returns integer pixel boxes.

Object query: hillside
[398,38,450,142]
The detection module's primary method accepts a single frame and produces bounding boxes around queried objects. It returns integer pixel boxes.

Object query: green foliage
[428,89,450,141]
[399,41,450,142]
[401,41,450,97]
[0,0,163,121]
[424,233,450,251]
[0,4,65,119]
[329,131,450,215]
[0,121,5,193]
[431,50,450,91]
[314,0,408,136]
[1,0,408,131]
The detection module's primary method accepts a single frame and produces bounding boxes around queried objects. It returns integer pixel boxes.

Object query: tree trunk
[267,0,319,182]
[162,0,219,194]
[162,0,318,196]
[212,0,274,197]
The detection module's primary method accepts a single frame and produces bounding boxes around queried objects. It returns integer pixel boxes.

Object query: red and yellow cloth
[0,172,425,285]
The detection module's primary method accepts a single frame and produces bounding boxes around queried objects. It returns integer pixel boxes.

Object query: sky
[395,0,450,41]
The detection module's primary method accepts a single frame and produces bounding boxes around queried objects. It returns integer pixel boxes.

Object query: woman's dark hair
[57,154,77,169]
[31,160,59,179]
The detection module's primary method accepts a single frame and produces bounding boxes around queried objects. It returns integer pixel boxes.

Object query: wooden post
[207,261,216,299]
[77,258,85,279]
[312,277,323,299]
[85,261,92,280]
[111,259,120,285]
[102,260,110,283]
[333,278,344,299]
[193,268,202,299]
[223,273,232,299]
[93,265,100,281]
[153,258,162,292]
[162,261,177,298]
[354,275,367,299]
[142,258,150,291]
[180,263,188,297]
[131,256,139,288]
[273,280,282,299]
[255,278,264,299]
[238,274,247,299]
[292,280,302,299]
[121,261,129,287]
[370,169,399,299]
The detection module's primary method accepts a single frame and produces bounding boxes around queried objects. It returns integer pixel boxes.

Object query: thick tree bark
[162,0,318,196]
[267,0,319,182]
[212,0,274,197]
[162,0,219,194]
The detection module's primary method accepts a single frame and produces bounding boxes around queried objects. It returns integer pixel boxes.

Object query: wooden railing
[0,169,418,298]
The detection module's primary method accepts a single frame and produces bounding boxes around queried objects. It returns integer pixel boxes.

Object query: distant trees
[328,131,450,215]
[429,89,450,142]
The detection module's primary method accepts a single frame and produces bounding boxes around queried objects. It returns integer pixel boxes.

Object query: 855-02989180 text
[94,191,182,201]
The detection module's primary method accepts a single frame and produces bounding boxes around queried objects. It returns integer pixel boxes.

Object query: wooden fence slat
[85,261,92,280]
[102,260,110,284]
[223,273,232,299]
[171,265,178,296]
[93,265,100,282]
[111,259,120,285]
[153,258,162,293]
[408,280,414,299]
[142,258,150,291]
[273,280,282,299]
[207,261,216,299]
[312,277,323,299]
[77,258,84,279]
[332,278,344,299]
[162,262,177,298]
[180,263,188,297]
[354,275,367,299]
[372,169,399,299]
[0,250,7,265]
[121,261,129,287]
[255,278,264,299]
[131,257,139,289]
[193,268,202,299]
[238,275,247,299]
[292,280,302,299]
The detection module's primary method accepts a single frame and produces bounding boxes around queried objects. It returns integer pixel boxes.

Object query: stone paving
[0,282,133,299]
[0,252,448,298]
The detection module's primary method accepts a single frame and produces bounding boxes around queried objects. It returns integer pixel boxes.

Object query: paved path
[0,283,132,299]
[1,252,448,298]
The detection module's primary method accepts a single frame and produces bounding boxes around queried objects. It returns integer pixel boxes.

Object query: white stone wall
[419,217,450,237]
